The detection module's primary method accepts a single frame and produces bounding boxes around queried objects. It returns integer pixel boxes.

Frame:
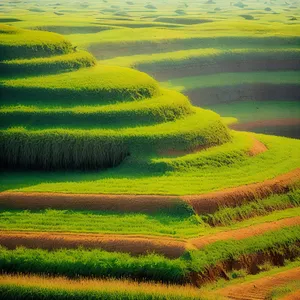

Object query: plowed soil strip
[183,168,300,214]
[190,216,300,249]
[1,217,298,258]
[0,169,298,213]
[218,267,300,300]
[0,193,180,212]
[0,231,189,259]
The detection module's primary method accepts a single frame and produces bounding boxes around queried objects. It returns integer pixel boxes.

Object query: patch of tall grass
[0,109,230,170]
[0,275,216,300]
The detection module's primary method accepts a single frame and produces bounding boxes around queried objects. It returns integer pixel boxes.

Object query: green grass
[0,50,96,76]
[0,24,73,60]
[102,48,300,70]
[203,189,300,226]
[161,71,300,92]
[0,89,194,129]
[206,101,300,124]
[1,133,299,193]
[0,108,230,170]
[0,226,298,283]
[0,206,298,239]
[0,64,160,105]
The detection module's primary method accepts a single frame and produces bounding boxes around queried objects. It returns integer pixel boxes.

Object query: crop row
[0,226,299,283]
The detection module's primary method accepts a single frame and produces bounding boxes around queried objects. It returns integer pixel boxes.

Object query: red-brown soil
[0,170,298,214]
[248,138,268,156]
[0,231,189,259]
[218,267,300,300]
[0,192,180,212]
[1,217,298,258]
[189,216,300,249]
[282,290,300,300]
[183,168,300,214]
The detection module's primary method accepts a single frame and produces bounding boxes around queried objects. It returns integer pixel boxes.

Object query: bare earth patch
[217,267,300,300]
[0,231,189,259]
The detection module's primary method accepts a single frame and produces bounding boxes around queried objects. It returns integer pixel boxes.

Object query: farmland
[0,0,300,299]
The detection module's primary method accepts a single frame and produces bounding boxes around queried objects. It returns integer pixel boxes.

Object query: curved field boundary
[186,84,300,106]
[217,267,300,300]
[0,169,299,213]
[139,59,300,81]
[189,216,300,249]
[0,217,298,258]
[231,118,300,131]
[0,231,189,259]
[183,168,300,214]
[248,138,267,156]
[0,193,181,213]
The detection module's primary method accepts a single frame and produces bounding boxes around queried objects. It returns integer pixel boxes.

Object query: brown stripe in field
[189,216,300,249]
[0,231,189,259]
[218,267,300,300]
[0,169,298,214]
[0,217,298,258]
[182,168,300,214]
[0,193,179,213]
[231,118,300,131]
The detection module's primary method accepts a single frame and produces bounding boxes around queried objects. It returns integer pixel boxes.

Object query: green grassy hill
[0,3,300,299]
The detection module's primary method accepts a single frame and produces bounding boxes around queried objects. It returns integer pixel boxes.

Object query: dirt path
[0,192,180,212]
[183,168,300,214]
[0,169,299,213]
[190,216,300,249]
[0,231,190,259]
[1,216,298,258]
[217,267,300,300]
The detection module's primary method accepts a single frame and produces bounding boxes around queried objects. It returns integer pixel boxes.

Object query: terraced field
[0,0,300,299]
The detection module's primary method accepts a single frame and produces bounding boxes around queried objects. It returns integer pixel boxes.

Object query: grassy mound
[0,25,73,61]
[0,90,193,128]
[0,109,229,170]
[0,65,160,105]
[0,50,96,76]
[0,25,230,170]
